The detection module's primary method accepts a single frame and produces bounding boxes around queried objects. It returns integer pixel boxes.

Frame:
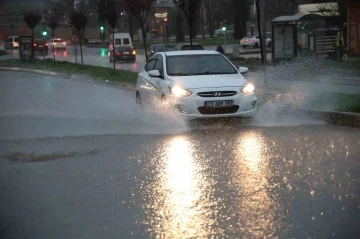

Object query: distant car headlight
[241,82,255,94]
[170,85,192,97]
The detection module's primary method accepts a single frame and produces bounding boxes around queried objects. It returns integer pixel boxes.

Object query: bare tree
[69,11,88,66]
[24,11,42,60]
[44,4,61,62]
[172,0,202,46]
[104,0,121,72]
[123,0,156,61]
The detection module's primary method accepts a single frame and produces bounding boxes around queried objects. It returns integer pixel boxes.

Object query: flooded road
[1,126,360,238]
[1,71,360,238]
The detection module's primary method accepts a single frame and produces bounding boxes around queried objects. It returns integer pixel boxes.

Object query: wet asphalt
[1,71,360,239]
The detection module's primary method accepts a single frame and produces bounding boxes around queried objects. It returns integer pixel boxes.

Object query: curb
[0,66,59,76]
[0,66,136,91]
[294,108,360,128]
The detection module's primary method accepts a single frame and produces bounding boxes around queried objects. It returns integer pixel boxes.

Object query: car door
[150,54,166,102]
[137,55,157,106]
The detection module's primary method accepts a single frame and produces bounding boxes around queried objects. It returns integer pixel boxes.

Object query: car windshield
[167,54,237,76]
[54,39,64,42]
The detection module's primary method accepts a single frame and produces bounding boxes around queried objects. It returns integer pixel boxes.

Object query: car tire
[136,91,143,107]
[109,57,114,63]
[242,46,247,49]
[254,43,259,48]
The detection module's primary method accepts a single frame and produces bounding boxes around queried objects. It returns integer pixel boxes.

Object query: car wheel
[254,43,259,48]
[242,46,247,49]
[109,56,114,63]
[136,91,143,107]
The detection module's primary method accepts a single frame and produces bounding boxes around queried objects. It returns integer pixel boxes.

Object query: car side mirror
[148,70,161,78]
[239,67,249,74]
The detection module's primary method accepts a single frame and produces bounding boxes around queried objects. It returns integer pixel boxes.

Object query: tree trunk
[141,24,148,61]
[260,0,268,61]
[31,28,34,60]
[113,29,115,72]
[207,0,214,37]
[52,30,55,62]
[189,23,193,46]
[256,0,264,65]
[200,5,205,40]
[79,34,83,66]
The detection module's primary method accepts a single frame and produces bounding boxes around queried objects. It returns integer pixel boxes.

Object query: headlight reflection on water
[143,136,215,238]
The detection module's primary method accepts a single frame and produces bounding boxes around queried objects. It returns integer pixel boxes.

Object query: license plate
[205,100,233,108]
[124,52,130,54]
[39,45,43,47]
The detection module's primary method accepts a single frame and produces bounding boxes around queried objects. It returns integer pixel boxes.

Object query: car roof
[178,42,202,46]
[165,50,218,56]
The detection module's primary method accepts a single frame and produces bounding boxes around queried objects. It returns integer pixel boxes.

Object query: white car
[215,27,234,37]
[49,38,66,50]
[240,35,271,48]
[135,50,257,120]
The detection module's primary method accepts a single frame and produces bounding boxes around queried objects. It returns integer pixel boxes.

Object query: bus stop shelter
[271,13,333,63]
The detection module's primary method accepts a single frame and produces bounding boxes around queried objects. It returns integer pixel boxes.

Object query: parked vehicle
[109,46,136,63]
[5,36,19,49]
[136,50,257,120]
[49,38,66,51]
[174,43,204,51]
[215,27,234,37]
[240,35,272,48]
[33,39,48,53]
[149,44,167,57]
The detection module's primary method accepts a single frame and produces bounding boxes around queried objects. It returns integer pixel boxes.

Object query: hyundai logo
[214,92,222,97]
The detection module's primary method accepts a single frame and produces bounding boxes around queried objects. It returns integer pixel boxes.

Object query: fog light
[174,104,191,114]
[246,100,257,111]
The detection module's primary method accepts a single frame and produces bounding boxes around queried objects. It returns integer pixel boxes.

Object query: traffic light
[222,27,226,31]
[42,30,47,36]
[100,26,104,31]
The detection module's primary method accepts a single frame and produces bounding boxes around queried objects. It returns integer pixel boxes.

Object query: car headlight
[170,85,192,97]
[241,82,255,94]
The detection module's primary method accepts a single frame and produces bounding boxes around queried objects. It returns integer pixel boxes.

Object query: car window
[14,37,19,42]
[115,39,121,45]
[255,36,259,39]
[181,45,204,50]
[54,39,64,42]
[6,38,12,42]
[167,54,237,76]
[154,55,164,75]
[153,45,166,52]
[145,59,157,72]
[123,38,130,44]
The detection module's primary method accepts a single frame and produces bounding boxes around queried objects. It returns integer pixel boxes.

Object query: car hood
[167,74,246,89]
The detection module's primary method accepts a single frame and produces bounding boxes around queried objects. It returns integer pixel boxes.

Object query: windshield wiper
[192,71,235,75]
[169,73,189,76]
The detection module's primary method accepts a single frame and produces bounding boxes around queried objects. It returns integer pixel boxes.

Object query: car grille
[198,106,239,115]
[197,91,237,97]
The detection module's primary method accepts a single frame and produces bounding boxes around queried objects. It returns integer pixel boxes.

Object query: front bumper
[168,87,258,119]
